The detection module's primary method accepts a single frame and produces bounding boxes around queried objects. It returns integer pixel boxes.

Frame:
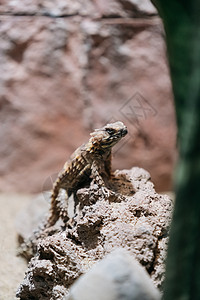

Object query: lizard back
[48,121,128,226]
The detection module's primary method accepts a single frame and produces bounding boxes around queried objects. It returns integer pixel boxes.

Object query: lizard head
[89,121,128,149]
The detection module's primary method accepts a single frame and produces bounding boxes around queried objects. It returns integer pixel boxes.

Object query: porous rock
[16,167,172,299]
[66,248,161,300]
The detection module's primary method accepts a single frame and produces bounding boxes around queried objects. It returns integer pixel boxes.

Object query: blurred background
[0,1,177,299]
[0,0,176,194]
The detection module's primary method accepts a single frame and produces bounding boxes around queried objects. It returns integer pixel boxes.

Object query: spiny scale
[47,121,128,227]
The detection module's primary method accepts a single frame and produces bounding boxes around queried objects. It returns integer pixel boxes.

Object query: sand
[0,194,31,300]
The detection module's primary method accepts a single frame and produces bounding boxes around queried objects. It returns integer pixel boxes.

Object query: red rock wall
[0,1,176,193]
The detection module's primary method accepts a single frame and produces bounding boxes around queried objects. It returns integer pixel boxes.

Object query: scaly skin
[47,121,128,227]
[19,121,128,258]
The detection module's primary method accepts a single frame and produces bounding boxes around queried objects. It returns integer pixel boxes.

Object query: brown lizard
[19,121,127,258]
[47,121,128,227]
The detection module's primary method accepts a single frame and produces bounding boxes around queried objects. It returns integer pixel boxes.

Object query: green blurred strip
[151,1,200,299]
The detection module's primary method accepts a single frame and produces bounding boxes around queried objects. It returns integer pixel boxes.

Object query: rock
[0,0,97,17]
[0,1,176,194]
[66,248,161,300]
[16,167,172,299]
[93,0,157,17]
[0,0,157,17]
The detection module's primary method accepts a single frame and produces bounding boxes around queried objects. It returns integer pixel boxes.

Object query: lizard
[19,121,128,258]
[47,121,128,227]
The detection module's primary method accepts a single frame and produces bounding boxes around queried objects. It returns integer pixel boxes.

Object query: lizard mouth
[110,128,128,143]
[100,126,128,148]
[116,127,128,138]
[120,128,128,137]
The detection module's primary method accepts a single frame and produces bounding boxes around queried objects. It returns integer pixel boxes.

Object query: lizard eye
[105,128,115,135]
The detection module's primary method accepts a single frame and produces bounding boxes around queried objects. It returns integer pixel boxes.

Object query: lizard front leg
[91,160,110,198]
[91,160,126,202]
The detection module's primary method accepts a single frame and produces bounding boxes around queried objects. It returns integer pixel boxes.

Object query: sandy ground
[0,194,32,300]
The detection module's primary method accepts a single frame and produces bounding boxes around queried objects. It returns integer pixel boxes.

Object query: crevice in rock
[147,238,160,276]
[7,40,29,63]
[0,12,158,20]
[0,12,80,18]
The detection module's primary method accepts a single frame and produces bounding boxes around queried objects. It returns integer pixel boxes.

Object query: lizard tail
[47,179,61,227]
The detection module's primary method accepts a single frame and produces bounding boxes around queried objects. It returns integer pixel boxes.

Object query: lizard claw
[101,186,110,198]
[102,187,126,202]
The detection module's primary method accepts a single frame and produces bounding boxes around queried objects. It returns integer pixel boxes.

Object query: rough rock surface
[0,0,157,17]
[66,248,161,300]
[0,1,176,194]
[16,167,172,300]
